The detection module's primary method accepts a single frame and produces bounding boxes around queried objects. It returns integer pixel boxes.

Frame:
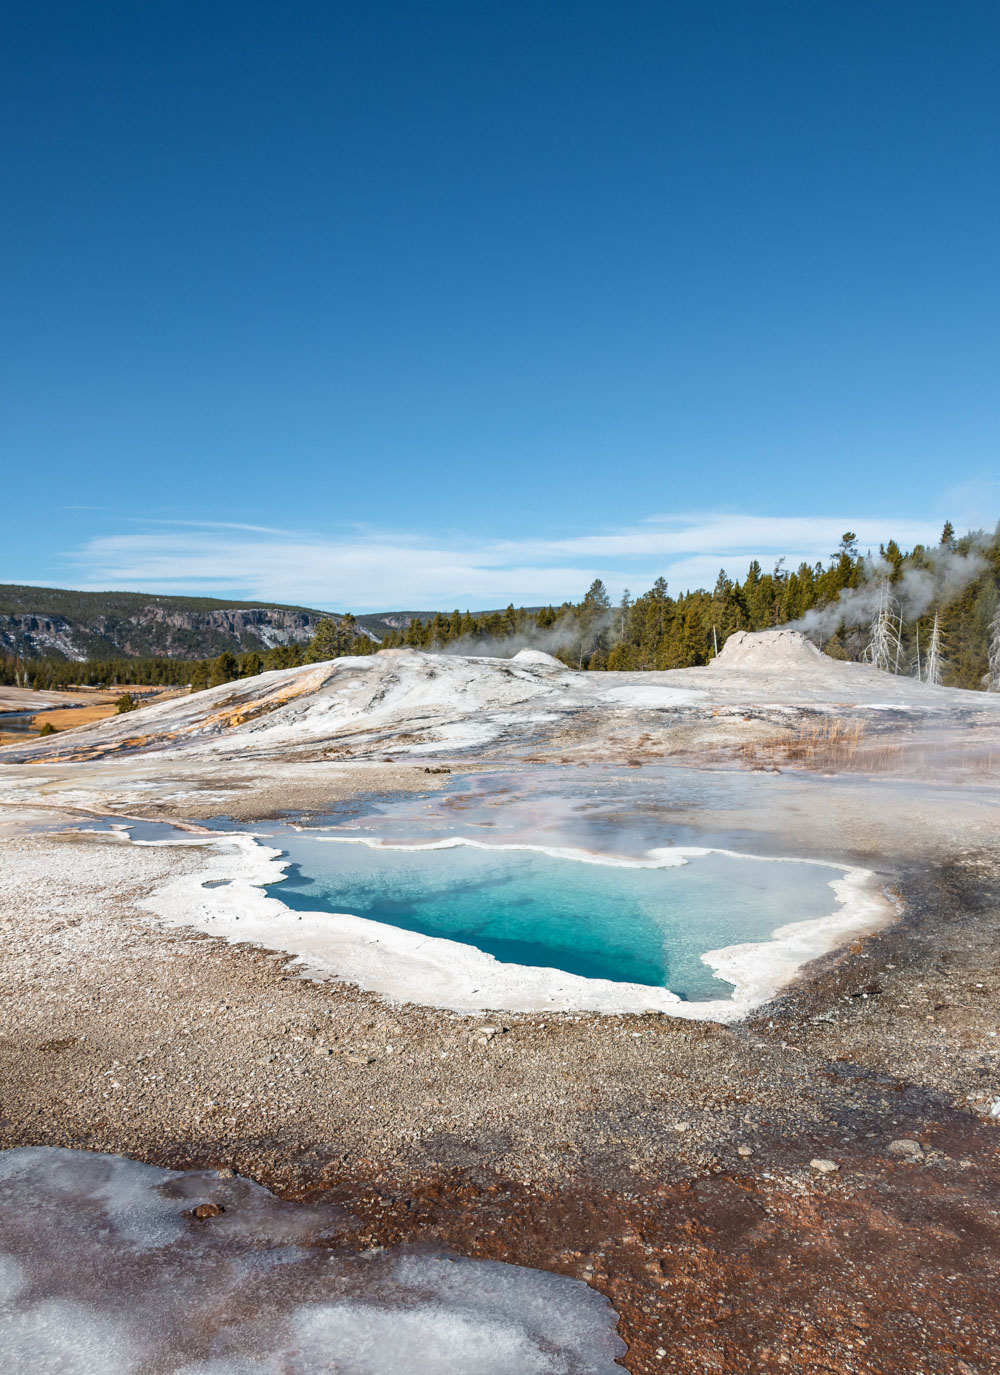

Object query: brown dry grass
[0,686,185,743]
[35,703,120,730]
[732,717,1000,779]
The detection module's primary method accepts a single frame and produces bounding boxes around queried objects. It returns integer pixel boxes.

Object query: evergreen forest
[3,526,999,695]
[377,526,1000,691]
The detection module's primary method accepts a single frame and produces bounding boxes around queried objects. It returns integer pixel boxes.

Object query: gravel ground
[1,811,999,1373]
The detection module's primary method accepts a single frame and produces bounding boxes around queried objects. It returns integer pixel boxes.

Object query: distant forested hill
[0,584,387,661]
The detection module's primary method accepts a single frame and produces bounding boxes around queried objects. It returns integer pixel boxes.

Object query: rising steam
[436,608,620,665]
[790,546,988,639]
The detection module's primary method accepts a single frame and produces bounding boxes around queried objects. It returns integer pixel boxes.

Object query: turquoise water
[270,839,843,1001]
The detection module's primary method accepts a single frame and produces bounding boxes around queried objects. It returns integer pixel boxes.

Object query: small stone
[673,1122,691,1133]
[737,1144,753,1157]
[215,1168,235,1179]
[809,1158,839,1174]
[191,1202,225,1219]
[887,1138,924,1158]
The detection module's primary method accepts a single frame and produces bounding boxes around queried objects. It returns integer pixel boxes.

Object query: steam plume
[790,546,987,639]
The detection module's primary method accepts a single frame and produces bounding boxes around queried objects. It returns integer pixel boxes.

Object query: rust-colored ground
[299,1136,998,1375]
[1,738,998,1373]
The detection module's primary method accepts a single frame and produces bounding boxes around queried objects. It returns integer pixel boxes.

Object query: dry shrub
[734,718,1000,778]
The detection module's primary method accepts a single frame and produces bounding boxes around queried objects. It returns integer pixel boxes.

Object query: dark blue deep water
[270,839,842,1001]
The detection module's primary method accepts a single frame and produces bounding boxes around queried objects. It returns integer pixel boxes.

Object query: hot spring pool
[269,839,847,1001]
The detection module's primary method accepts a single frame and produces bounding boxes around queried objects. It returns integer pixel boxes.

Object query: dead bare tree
[862,578,905,674]
[924,612,945,685]
[986,602,1000,692]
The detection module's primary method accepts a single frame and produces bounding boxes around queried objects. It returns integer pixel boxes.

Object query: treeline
[380,525,1000,690]
[4,527,998,694]
[0,615,375,692]
[0,584,328,618]
[0,653,201,692]
[186,616,374,690]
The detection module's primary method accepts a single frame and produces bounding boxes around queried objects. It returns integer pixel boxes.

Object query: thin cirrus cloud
[67,513,944,611]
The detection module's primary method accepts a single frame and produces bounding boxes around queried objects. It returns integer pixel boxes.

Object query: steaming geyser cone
[710,629,830,671]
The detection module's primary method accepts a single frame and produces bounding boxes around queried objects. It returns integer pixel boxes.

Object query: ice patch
[0,1148,625,1374]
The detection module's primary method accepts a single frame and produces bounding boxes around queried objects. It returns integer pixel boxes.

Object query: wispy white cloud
[126,518,297,536]
[65,513,944,611]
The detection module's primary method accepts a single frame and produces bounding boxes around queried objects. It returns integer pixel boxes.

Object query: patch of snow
[0,1147,625,1375]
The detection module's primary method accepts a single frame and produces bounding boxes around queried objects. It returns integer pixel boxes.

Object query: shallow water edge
[134,825,896,1020]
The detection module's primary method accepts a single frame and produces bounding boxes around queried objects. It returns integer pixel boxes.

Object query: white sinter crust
[140,831,895,1020]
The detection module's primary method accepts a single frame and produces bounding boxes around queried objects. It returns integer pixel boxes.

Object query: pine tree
[209,652,239,686]
[403,617,427,648]
[305,616,360,662]
[606,641,635,670]
[582,578,611,611]
[884,540,904,577]
[264,644,304,671]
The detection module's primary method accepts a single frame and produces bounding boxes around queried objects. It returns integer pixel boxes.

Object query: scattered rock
[810,1158,839,1174]
[190,1203,225,1219]
[673,1122,692,1133]
[737,1144,754,1157]
[888,1139,924,1158]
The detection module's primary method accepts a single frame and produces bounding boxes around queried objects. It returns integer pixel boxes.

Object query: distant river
[0,712,38,734]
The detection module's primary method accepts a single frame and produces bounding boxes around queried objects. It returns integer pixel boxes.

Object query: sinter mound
[710,628,833,672]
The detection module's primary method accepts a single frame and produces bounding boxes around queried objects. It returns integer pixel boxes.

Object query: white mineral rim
[137,829,896,1020]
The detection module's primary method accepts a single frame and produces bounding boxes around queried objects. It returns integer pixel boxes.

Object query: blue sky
[2,1,998,611]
